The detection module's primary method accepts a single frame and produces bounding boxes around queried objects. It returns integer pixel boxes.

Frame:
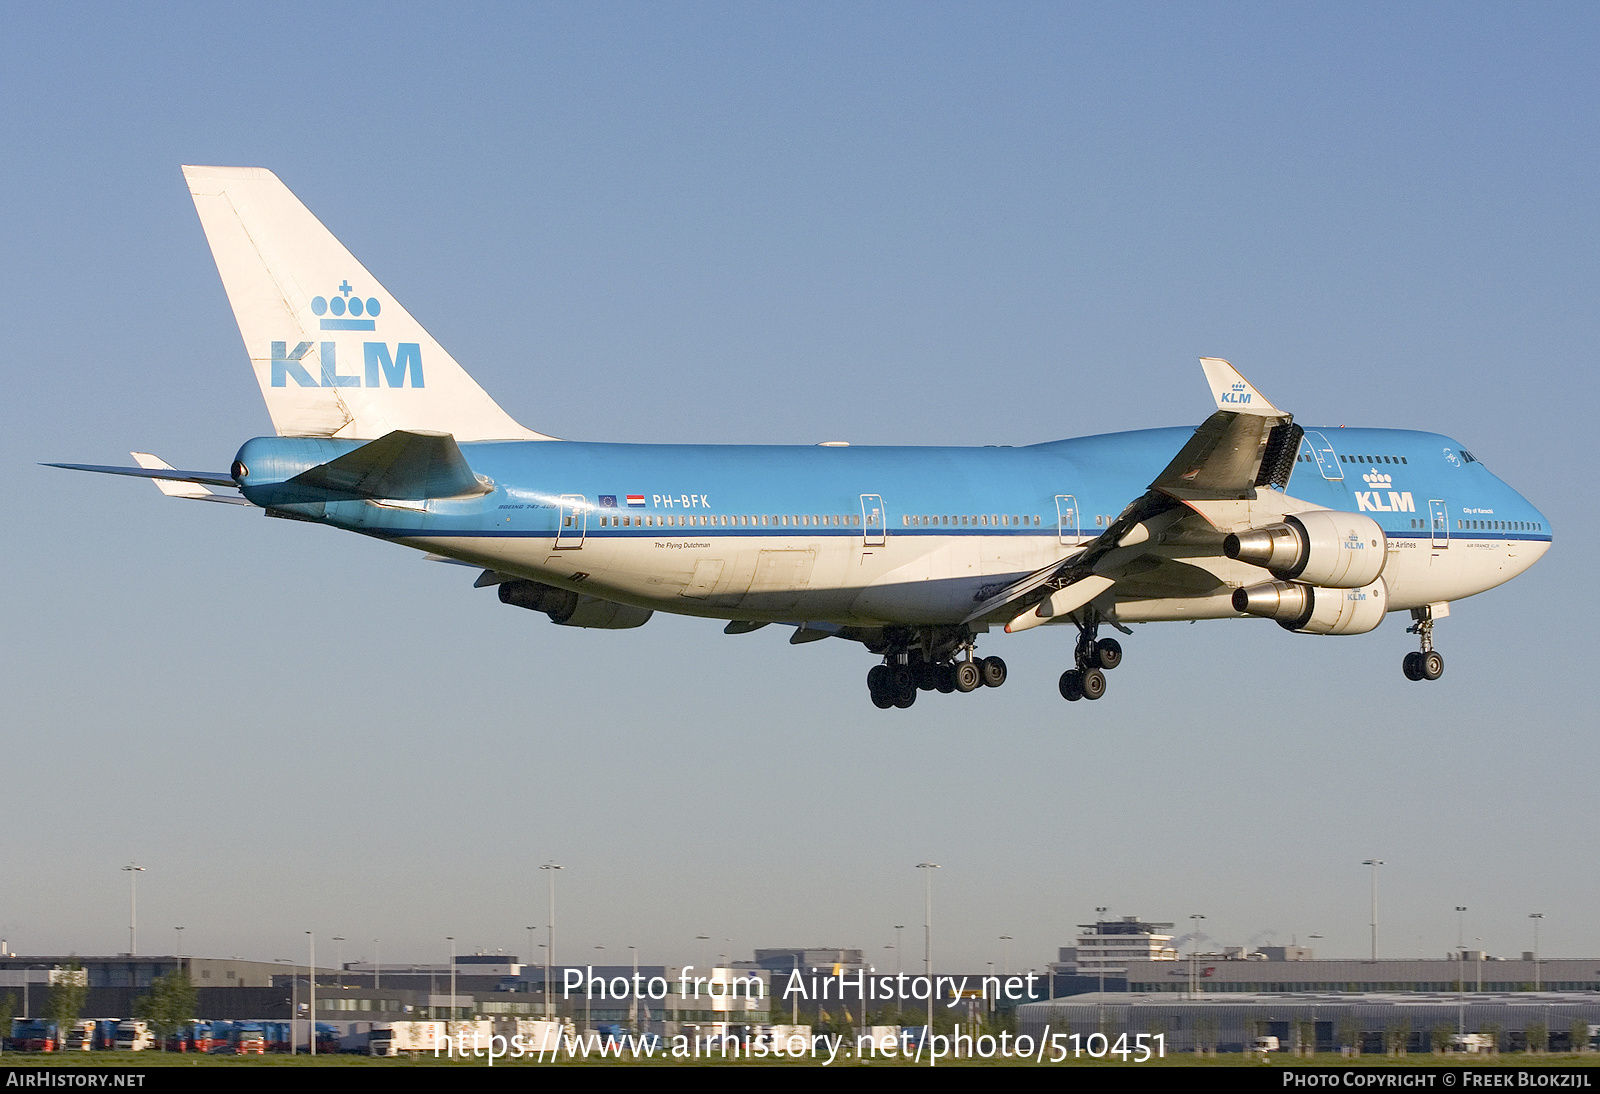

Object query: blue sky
[1,3,1595,973]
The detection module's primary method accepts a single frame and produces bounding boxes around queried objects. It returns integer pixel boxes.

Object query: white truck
[114,1020,156,1051]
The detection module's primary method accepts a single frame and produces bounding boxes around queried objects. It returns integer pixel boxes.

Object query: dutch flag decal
[626,495,646,508]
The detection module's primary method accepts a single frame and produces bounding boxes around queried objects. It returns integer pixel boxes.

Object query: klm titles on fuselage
[1353,470,1414,514]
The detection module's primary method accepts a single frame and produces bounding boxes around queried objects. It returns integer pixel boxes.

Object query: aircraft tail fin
[182,166,552,442]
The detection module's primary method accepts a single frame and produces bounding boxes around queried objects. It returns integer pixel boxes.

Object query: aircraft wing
[968,358,1303,630]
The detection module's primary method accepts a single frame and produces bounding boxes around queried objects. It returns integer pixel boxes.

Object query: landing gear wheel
[1080,667,1107,701]
[892,686,917,708]
[1095,638,1122,671]
[953,660,982,693]
[867,665,895,708]
[935,664,957,693]
[1402,652,1423,681]
[914,661,938,691]
[1059,670,1083,701]
[979,656,1007,688]
[1420,650,1444,681]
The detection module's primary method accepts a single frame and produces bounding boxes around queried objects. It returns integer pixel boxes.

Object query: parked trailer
[369,1021,448,1056]
[262,1022,290,1053]
[504,1019,567,1053]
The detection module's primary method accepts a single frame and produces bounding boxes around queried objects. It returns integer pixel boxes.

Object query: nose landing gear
[1402,605,1446,682]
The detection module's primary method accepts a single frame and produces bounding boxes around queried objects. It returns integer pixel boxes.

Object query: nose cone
[1506,492,1553,580]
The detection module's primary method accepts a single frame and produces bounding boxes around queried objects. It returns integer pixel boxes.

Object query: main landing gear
[1402,605,1445,682]
[867,648,1007,709]
[1059,614,1122,702]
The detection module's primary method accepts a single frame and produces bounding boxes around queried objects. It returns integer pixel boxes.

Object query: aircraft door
[1429,499,1449,549]
[1055,495,1080,546]
[555,494,587,549]
[1303,431,1345,480]
[860,494,886,547]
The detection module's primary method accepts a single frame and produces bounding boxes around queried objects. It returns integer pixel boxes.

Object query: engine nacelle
[1232,578,1388,635]
[498,580,653,629]
[1224,510,1387,588]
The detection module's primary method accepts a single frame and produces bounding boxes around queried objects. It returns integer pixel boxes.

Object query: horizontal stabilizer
[288,430,490,501]
[47,455,249,503]
[45,462,237,489]
[131,452,253,505]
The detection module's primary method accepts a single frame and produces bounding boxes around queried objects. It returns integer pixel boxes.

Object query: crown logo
[1363,470,1391,487]
[311,281,380,330]
[1231,382,1247,391]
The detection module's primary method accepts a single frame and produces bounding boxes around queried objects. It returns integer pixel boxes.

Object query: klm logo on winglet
[1355,469,1414,514]
[1220,381,1252,405]
[311,280,380,331]
[271,342,424,388]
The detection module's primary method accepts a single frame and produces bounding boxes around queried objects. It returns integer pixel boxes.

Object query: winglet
[1199,358,1284,417]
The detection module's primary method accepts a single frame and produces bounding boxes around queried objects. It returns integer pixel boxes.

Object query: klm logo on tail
[311,280,380,331]
[271,341,424,388]
[1220,381,1252,405]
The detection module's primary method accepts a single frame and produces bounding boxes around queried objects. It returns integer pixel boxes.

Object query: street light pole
[1189,914,1206,999]
[1096,907,1109,1001]
[629,946,639,1030]
[916,863,939,1036]
[541,864,562,1020]
[447,936,456,1027]
[122,865,145,956]
[1362,860,1385,961]
[894,926,905,976]
[307,932,316,1056]
[1529,914,1544,991]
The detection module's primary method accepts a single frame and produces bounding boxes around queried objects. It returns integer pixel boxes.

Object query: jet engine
[1231,577,1388,635]
[498,580,653,629]
[1223,510,1386,588]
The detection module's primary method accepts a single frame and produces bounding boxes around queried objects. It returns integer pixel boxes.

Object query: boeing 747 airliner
[52,167,1552,708]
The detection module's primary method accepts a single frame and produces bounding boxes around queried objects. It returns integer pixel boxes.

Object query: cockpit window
[1460,450,1478,464]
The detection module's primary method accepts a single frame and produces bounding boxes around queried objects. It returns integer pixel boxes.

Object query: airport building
[1,955,770,1030]
[1017,991,1600,1054]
